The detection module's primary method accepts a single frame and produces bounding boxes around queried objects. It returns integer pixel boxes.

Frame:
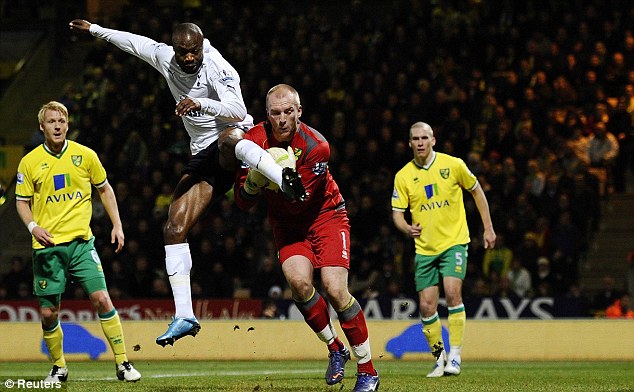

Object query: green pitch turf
[1,360,633,391]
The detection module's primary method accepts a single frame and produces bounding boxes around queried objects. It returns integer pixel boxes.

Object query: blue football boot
[156,317,201,347]
[325,346,350,385]
[353,372,380,392]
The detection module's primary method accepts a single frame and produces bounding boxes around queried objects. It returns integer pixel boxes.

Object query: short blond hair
[38,101,68,124]
[409,121,434,138]
[266,84,301,111]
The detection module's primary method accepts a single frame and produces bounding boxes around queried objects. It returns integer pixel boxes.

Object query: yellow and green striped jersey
[392,152,477,256]
[16,140,107,249]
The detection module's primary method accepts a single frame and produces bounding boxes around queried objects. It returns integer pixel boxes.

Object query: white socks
[449,346,462,360]
[234,139,283,186]
[165,243,195,318]
[352,338,372,364]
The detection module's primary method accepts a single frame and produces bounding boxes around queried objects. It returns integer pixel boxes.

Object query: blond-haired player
[16,101,140,382]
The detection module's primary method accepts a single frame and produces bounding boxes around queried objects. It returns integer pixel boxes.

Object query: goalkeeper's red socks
[327,337,345,353]
[358,361,378,376]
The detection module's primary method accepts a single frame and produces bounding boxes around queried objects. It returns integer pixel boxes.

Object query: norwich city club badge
[72,155,83,167]
[440,168,450,179]
[38,280,48,290]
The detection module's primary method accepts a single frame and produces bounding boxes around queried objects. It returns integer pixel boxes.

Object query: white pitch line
[71,368,322,381]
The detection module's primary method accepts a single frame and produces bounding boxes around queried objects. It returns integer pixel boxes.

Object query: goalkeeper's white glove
[266,146,296,191]
[243,168,269,195]
[267,146,296,170]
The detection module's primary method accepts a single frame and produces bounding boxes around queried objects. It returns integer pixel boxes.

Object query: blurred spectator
[349,258,380,299]
[506,256,533,298]
[551,213,582,274]
[592,275,622,313]
[250,256,286,300]
[605,293,634,319]
[532,257,560,297]
[205,261,234,299]
[516,232,542,277]
[482,233,513,278]
[469,278,491,299]
[150,277,171,298]
[492,275,521,302]
[3,256,32,299]
[122,130,149,170]
[565,282,591,317]
[105,259,130,298]
[128,255,156,298]
[16,282,33,300]
[626,250,634,296]
[587,121,620,195]
[261,300,282,319]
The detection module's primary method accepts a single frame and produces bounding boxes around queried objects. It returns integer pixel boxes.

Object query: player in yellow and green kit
[392,122,496,377]
[15,101,141,383]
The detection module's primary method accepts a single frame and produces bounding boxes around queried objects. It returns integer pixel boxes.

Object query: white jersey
[90,24,254,155]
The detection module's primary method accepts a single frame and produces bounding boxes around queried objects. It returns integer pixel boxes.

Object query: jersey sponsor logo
[419,200,450,211]
[440,168,450,179]
[312,162,327,175]
[53,173,71,191]
[72,155,83,167]
[424,183,439,199]
[392,188,399,199]
[17,172,24,185]
[46,191,84,204]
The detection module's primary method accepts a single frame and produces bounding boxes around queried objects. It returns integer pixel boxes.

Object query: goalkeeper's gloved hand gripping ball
[267,146,296,170]
[243,146,296,194]
[244,168,269,195]
[263,146,296,192]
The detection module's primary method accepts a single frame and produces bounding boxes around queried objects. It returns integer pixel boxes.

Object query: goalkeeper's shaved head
[409,122,434,139]
[266,84,301,111]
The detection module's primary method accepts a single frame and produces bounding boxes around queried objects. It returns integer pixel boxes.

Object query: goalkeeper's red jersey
[234,121,345,227]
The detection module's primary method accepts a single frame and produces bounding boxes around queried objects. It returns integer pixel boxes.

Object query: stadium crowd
[2,0,634,318]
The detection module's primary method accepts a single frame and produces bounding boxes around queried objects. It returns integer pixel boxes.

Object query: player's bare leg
[156,175,211,346]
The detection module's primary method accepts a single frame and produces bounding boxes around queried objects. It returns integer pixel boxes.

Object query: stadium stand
[1,1,634,318]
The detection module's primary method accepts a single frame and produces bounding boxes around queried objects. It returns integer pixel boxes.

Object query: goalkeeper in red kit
[234,84,379,392]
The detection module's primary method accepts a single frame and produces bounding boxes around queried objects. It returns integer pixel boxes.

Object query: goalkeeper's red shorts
[275,209,351,269]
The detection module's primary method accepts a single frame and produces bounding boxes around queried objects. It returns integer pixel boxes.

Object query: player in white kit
[70,19,307,347]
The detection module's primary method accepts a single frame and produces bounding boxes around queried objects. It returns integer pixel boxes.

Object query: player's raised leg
[156,175,209,346]
[221,127,306,200]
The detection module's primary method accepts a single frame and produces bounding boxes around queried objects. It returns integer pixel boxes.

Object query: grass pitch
[1,360,633,391]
